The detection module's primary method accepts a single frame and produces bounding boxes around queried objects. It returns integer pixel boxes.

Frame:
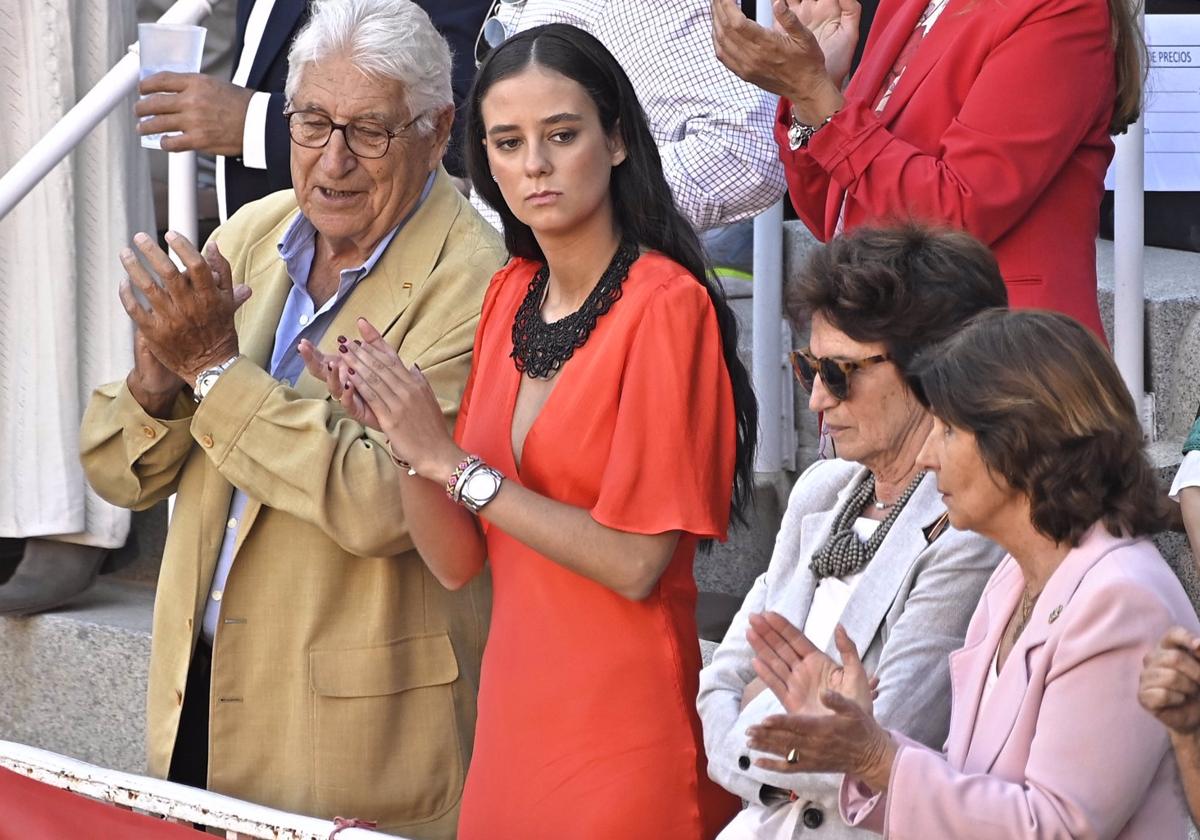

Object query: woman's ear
[608,121,627,166]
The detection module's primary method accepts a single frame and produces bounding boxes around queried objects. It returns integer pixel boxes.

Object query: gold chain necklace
[1010,586,1041,642]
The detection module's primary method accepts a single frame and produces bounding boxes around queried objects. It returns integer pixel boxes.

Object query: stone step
[0,579,152,774]
[1096,240,1199,442]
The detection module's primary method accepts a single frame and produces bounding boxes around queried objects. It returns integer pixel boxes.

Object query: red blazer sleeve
[781,0,1115,246]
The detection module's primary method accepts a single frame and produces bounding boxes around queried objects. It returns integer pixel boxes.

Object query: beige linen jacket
[79,170,505,839]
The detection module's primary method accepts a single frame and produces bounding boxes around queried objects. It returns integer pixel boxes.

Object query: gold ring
[786,747,799,764]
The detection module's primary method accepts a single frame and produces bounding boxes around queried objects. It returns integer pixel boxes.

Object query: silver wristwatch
[192,355,241,403]
[788,110,836,151]
[456,462,504,513]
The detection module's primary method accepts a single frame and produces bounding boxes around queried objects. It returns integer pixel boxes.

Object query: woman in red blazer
[712,0,1143,337]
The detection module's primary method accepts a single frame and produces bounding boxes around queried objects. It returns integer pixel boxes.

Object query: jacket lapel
[832,473,946,657]
[232,229,294,371]
[845,0,931,111]
[206,219,295,569]
[246,0,308,90]
[871,0,976,124]
[946,561,1020,768]
[962,528,1136,772]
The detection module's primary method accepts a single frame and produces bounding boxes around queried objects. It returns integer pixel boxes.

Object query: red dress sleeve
[589,274,737,541]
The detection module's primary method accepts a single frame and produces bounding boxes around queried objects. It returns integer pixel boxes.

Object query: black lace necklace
[510,241,638,379]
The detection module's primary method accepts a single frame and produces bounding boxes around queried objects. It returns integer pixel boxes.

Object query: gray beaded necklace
[809,471,927,579]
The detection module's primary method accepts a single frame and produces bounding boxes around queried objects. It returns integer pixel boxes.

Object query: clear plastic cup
[137,23,207,150]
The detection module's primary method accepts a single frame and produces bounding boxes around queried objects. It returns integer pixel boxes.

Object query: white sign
[1105,15,1200,192]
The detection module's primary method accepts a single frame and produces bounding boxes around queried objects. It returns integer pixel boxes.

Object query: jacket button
[141,425,156,439]
[174,688,183,707]
[738,755,751,771]
[200,434,214,448]
[802,806,823,829]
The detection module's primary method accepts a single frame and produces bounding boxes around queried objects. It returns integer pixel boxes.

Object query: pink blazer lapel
[960,528,1141,773]
[945,559,1021,768]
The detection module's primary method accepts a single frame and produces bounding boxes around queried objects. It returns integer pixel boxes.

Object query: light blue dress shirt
[201,174,433,643]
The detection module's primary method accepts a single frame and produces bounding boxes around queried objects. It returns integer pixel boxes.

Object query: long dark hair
[466,23,758,525]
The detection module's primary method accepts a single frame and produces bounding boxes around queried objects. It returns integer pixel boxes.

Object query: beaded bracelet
[446,454,482,501]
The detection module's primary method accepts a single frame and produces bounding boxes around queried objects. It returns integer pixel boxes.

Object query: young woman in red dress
[322,23,757,840]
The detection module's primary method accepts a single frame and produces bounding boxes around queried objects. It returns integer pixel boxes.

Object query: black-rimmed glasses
[283,110,424,159]
[474,0,526,66]
[790,348,892,402]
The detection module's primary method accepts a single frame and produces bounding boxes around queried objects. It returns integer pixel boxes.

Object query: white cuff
[1170,451,1200,501]
[241,91,272,170]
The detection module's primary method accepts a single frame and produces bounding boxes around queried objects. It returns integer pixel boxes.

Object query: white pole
[752,3,786,474]
[1113,11,1145,424]
[167,152,199,267]
[0,0,218,222]
[752,204,785,473]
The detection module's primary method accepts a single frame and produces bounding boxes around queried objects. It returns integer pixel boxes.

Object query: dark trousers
[167,638,212,789]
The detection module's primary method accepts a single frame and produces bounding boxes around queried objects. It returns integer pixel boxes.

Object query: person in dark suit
[136,0,308,220]
[136,0,488,220]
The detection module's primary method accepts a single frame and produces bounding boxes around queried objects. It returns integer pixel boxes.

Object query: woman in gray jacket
[699,224,1008,838]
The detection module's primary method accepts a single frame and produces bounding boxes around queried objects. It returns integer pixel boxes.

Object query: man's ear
[428,104,456,169]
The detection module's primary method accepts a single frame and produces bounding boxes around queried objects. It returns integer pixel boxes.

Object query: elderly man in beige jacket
[79,1,504,836]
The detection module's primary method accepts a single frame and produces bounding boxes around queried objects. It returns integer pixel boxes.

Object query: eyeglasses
[283,110,424,159]
[790,348,892,402]
[474,0,526,67]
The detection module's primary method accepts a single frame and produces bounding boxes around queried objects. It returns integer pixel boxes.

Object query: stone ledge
[695,471,793,600]
[0,579,153,774]
[1097,240,1200,440]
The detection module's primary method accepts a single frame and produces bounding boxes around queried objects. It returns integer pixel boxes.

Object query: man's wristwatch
[192,355,241,404]
[788,110,836,151]
[457,462,504,513]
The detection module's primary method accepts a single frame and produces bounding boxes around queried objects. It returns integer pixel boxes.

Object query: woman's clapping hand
[788,0,862,88]
[744,613,895,788]
[308,318,465,482]
[298,336,380,430]
[747,612,873,715]
[711,0,848,123]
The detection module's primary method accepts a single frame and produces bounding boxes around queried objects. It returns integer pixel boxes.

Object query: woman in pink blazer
[712,0,1144,338]
[740,310,1199,839]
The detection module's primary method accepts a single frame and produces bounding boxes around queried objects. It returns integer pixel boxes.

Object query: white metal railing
[751,0,787,475]
[0,740,404,840]
[1112,5,1147,428]
[0,0,216,248]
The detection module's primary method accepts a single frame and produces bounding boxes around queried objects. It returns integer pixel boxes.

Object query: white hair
[284,0,453,134]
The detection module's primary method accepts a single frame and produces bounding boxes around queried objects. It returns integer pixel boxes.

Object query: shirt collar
[275,170,437,295]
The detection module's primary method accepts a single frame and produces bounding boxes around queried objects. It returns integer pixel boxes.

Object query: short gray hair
[284,0,453,134]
